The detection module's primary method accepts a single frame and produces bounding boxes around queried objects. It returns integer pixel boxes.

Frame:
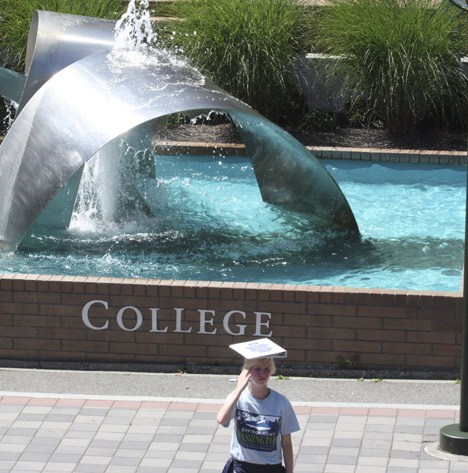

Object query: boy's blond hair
[242,357,276,375]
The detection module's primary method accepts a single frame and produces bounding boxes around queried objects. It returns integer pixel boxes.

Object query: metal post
[438,0,468,455]
[439,137,468,453]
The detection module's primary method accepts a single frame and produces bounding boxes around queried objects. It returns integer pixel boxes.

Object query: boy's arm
[281,434,294,473]
[216,368,251,426]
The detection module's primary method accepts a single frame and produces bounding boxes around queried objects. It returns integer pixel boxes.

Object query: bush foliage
[168,0,306,123]
[316,0,468,133]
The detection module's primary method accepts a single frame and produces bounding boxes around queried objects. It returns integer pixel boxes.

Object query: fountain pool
[1,156,464,292]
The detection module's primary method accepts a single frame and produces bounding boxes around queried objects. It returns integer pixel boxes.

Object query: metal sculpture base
[440,424,468,456]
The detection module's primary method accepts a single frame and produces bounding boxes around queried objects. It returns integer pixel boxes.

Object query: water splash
[114,0,157,49]
[1,98,18,133]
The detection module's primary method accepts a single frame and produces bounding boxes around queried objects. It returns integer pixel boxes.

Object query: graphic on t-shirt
[235,409,280,452]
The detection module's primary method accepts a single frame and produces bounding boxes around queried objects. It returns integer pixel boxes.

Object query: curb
[154,140,466,165]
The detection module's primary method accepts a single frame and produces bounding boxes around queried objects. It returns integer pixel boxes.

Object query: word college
[82,300,274,336]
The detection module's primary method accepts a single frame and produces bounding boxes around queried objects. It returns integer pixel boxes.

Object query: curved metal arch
[231,111,358,231]
[19,10,115,112]
[0,10,358,250]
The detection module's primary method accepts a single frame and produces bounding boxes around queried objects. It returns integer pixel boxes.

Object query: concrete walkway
[0,368,467,472]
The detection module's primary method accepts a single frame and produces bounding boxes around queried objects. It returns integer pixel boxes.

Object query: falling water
[72,140,129,231]
[1,98,17,133]
[71,0,159,232]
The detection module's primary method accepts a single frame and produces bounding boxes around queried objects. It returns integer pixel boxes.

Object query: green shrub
[167,0,305,124]
[316,0,468,133]
[0,0,126,72]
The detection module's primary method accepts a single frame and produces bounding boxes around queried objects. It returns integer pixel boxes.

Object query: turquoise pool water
[1,156,465,292]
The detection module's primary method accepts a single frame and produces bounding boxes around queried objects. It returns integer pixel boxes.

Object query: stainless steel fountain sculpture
[0,10,359,250]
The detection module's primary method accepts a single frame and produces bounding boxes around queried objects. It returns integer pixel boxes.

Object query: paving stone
[0,392,464,472]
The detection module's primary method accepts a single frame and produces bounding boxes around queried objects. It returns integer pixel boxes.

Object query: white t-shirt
[226,388,300,465]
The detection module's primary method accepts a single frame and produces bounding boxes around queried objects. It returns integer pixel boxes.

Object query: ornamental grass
[168,0,306,124]
[316,0,468,133]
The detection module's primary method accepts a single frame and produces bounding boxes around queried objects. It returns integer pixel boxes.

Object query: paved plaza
[0,369,467,472]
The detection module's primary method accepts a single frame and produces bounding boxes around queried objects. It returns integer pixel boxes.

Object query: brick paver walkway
[0,393,466,473]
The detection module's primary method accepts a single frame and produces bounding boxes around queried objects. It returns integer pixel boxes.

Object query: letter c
[82,300,109,330]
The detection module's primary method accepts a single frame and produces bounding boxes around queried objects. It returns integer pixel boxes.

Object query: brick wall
[0,273,462,372]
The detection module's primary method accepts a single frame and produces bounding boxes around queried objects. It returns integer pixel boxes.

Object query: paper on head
[229,338,287,359]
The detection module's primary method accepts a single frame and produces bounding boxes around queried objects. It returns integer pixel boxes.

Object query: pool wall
[0,273,462,372]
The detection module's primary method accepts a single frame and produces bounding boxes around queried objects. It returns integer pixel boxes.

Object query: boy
[217,357,300,473]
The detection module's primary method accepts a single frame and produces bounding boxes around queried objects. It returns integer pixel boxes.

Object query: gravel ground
[0,367,461,406]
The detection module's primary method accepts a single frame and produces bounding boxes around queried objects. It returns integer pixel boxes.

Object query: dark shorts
[222,457,285,473]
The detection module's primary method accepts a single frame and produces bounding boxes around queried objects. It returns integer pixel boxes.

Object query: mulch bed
[288,126,467,152]
[155,122,467,152]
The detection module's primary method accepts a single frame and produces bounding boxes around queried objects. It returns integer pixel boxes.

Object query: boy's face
[249,359,272,386]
